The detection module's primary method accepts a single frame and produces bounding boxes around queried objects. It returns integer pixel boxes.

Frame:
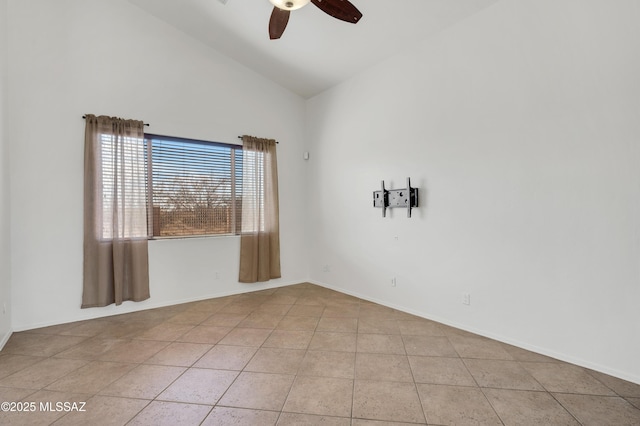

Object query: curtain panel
[239,135,281,283]
[82,114,150,307]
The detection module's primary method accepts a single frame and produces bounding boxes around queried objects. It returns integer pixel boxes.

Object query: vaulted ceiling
[128,0,500,98]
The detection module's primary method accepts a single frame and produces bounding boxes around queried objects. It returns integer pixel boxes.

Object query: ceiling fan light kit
[268,0,363,40]
[269,0,310,11]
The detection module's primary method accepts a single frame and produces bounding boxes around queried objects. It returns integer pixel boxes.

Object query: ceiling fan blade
[269,7,290,40]
[310,0,362,24]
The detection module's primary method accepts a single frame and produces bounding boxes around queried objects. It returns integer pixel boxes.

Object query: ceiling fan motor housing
[269,0,310,11]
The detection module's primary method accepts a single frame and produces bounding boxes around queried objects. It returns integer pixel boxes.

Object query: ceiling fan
[268,0,362,40]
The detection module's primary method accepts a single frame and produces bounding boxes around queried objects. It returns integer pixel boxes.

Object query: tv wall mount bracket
[373,177,418,218]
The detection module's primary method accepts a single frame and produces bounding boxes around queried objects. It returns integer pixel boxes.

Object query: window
[145,134,244,237]
[99,133,148,239]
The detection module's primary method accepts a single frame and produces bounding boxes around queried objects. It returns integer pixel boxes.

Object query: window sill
[149,233,240,241]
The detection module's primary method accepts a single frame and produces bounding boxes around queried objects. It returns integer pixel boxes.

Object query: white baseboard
[0,329,12,351]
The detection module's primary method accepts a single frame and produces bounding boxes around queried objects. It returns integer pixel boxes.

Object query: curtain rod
[237,136,279,144]
[82,115,150,127]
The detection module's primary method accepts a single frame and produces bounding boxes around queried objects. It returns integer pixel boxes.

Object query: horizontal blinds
[147,135,242,237]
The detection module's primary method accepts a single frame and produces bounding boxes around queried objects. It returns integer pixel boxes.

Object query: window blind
[146,134,243,237]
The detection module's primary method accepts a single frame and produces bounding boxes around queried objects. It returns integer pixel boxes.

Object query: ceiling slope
[129,0,500,98]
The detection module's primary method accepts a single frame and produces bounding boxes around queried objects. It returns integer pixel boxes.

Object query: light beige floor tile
[254,304,293,316]
[0,357,88,389]
[2,333,87,357]
[447,335,514,360]
[521,362,617,395]
[201,313,248,327]
[264,294,299,305]
[133,322,194,341]
[0,354,46,379]
[144,342,212,367]
[402,335,458,357]
[351,420,425,426]
[45,361,135,393]
[397,319,446,336]
[440,325,482,338]
[408,356,476,386]
[166,310,213,325]
[128,401,211,426]
[202,407,279,426]
[98,339,169,363]
[357,318,400,334]
[627,397,640,409]
[176,325,232,344]
[238,314,284,329]
[554,393,640,426]
[25,322,85,336]
[217,327,272,346]
[245,348,305,374]
[358,306,402,321]
[283,376,353,417]
[502,343,560,363]
[157,368,238,404]
[483,388,579,425]
[219,303,263,315]
[586,369,640,397]
[60,320,115,337]
[357,334,405,355]
[276,315,320,331]
[277,412,350,425]
[0,389,91,426]
[99,364,185,399]
[308,332,357,352]
[286,305,325,317]
[295,296,327,306]
[0,386,36,402]
[355,353,413,382]
[417,383,502,425]
[316,317,358,333]
[96,321,161,339]
[352,380,425,423]
[193,345,257,370]
[53,338,127,360]
[217,372,294,411]
[187,299,228,312]
[298,351,356,379]
[52,395,148,426]
[464,358,545,390]
[322,305,360,318]
[263,330,314,349]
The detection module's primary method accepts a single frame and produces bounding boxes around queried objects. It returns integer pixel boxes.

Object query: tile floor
[1,283,639,425]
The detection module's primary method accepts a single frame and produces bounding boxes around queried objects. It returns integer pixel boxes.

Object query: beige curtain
[82,114,150,307]
[239,135,281,283]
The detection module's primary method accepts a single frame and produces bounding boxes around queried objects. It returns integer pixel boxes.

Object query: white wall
[307,0,640,383]
[7,0,308,330]
[0,0,11,346]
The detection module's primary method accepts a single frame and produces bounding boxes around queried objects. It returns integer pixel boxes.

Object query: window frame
[144,133,244,239]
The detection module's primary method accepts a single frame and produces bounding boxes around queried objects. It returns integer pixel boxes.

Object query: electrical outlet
[2,303,6,315]
[322,265,330,273]
[214,271,220,280]
[463,293,471,305]
[391,277,397,287]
